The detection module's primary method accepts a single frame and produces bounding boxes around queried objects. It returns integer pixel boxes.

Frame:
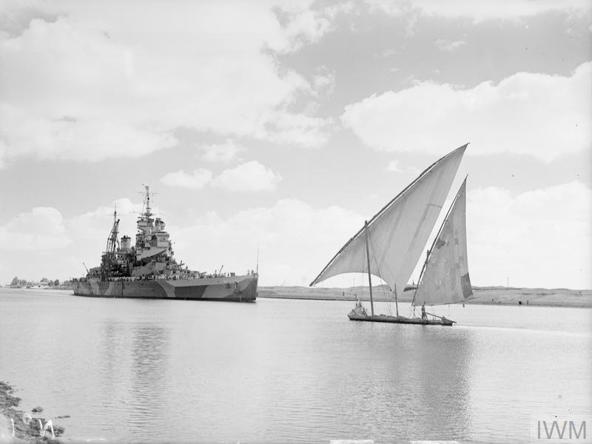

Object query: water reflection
[252,306,473,443]
[100,321,122,389]
[2,291,588,443]
[411,328,472,440]
[337,325,473,442]
[129,324,170,439]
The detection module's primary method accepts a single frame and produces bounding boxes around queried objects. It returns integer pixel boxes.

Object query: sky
[0,0,590,289]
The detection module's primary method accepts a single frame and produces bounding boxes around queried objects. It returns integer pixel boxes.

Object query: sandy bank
[258,285,592,308]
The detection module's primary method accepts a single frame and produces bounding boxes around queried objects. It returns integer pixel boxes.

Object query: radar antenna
[140,184,158,218]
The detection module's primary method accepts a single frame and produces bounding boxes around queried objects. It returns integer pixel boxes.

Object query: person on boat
[352,296,367,316]
[421,303,427,320]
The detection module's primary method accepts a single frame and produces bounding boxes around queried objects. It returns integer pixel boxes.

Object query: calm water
[0,288,590,443]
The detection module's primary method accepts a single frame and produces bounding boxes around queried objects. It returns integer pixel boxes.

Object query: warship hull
[73,274,257,302]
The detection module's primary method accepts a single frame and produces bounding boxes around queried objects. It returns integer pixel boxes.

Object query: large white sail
[310,144,468,293]
[413,178,472,306]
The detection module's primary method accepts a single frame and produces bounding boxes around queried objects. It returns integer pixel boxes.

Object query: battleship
[72,186,258,301]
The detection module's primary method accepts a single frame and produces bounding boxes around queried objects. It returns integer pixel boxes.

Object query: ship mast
[142,184,153,218]
[364,220,374,316]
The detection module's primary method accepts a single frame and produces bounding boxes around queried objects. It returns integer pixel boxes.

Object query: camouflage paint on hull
[72,274,257,302]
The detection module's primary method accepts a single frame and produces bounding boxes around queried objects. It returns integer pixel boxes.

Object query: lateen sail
[413,178,472,306]
[310,144,468,294]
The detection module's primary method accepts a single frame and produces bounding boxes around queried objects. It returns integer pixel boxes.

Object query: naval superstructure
[73,186,257,301]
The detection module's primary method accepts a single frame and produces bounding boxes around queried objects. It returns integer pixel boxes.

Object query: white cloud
[2,181,590,288]
[272,4,332,53]
[0,1,333,167]
[467,181,592,289]
[60,197,363,286]
[312,67,336,96]
[435,39,466,52]
[212,161,282,192]
[170,199,364,285]
[367,0,590,21]
[160,169,213,190]
[160,161,281,192]
[386,160,420,175]
[198,140,244,163]
[68,198,144,243]
[0,196,361,285]
[0,104,177,162]
[0,0,60,36]
[258,110,332,148]
[170,182,587,289]
[0,198,155,282]
[387,160,402,172]
[342,62,592,162]
[270,1,354,53]
[65,197,151,270]
[0,207,70,250]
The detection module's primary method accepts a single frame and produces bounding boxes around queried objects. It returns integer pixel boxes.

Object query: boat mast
[394,284,399,317]
[411,249,430,307]
[364,220,374,316]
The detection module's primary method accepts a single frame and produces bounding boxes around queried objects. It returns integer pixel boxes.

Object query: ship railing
[100,270,254,282]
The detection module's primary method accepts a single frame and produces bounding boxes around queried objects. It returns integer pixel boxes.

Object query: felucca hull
[72,274,257,302]
[348,313,455,326]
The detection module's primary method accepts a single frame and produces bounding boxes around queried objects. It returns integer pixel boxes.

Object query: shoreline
[258,285,592,308]
[3,286,591,308]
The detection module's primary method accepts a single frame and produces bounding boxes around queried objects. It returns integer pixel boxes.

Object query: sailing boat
[309,144,472,326]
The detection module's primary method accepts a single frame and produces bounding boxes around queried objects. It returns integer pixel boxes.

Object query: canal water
[0,288,590,442]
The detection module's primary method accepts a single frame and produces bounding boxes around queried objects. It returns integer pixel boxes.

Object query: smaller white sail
[413,178,472,306]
